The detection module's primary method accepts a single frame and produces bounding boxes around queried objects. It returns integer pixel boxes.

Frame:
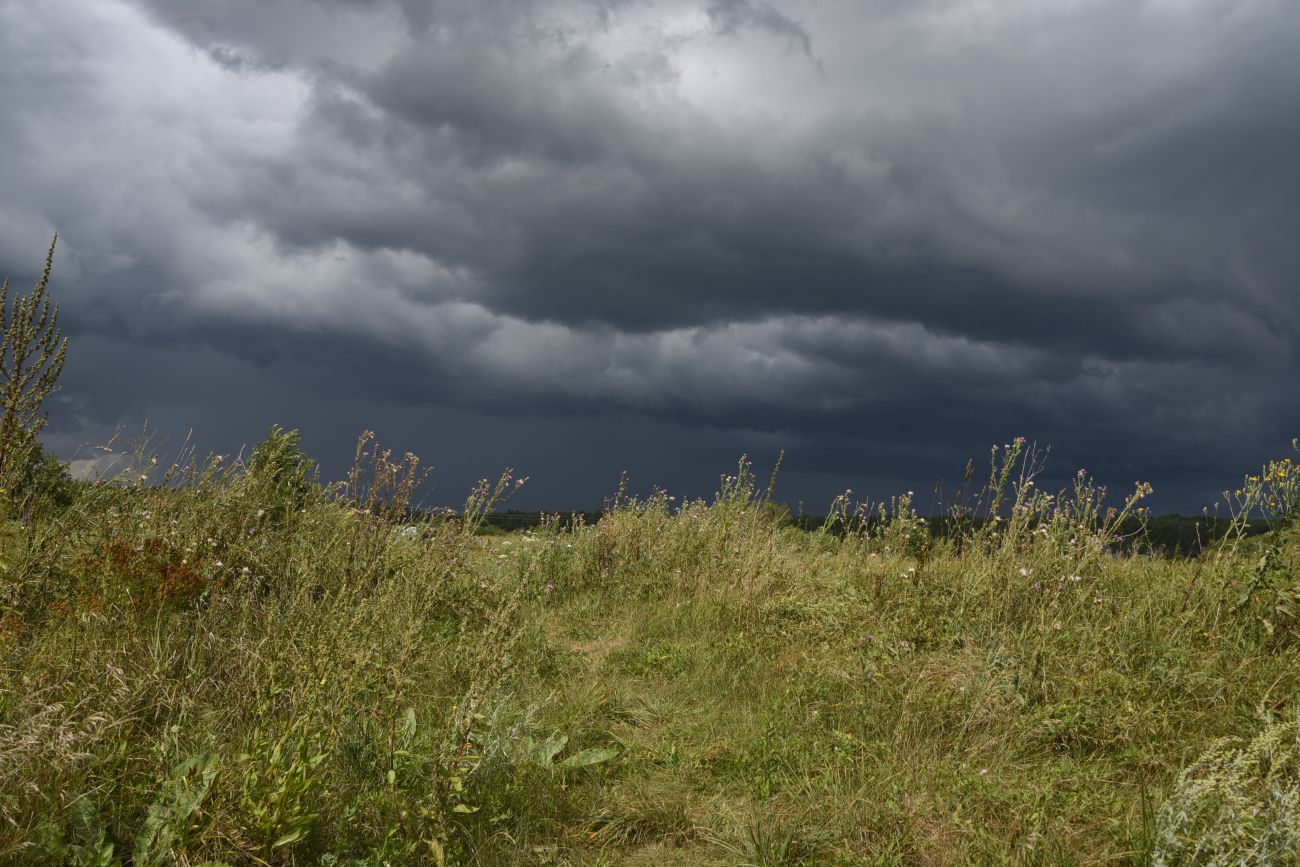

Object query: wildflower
[1019,567,1031,577]
[545,582,555,592]
[979,768,989,777]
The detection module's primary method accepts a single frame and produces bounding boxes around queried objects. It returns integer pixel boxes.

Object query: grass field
[1,429,1298,865]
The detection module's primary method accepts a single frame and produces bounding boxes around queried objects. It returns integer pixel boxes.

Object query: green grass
[1,431,1298,865]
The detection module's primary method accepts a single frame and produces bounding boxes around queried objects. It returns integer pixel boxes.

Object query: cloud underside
[3,0,1299,506]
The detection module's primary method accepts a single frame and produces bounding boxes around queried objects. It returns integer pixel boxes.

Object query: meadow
[0,426,1297,866]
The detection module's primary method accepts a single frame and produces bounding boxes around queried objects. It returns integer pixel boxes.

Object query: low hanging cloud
[2,0,1298,509]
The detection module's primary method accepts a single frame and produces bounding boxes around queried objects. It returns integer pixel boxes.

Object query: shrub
[1153,709,1300,865]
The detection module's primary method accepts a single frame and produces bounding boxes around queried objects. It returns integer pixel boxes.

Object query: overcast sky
[2,0,1298,512]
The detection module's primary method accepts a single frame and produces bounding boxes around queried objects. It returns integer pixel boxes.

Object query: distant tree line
[468,508,1267,557]
[794,511,1269,557]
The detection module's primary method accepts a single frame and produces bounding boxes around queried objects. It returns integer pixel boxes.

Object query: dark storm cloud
[704,0,815,58]
[3,0,1299,510]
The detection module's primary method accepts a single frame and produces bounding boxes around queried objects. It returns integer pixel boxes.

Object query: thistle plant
[1225,441,1300,538]
[0,236,68,486]
[1224,442,1300,643]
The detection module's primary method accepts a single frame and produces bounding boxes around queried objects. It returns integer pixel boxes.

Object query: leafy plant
[511,732,619,771]
[243,425,318,523]
[64,800,116,867]
[237,718,328,852]
[134,753,220,866]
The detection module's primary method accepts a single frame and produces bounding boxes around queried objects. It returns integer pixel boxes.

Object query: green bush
[1153,710,1300,865]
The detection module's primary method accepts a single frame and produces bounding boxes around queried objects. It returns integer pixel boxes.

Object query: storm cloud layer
[2,0,1298,509]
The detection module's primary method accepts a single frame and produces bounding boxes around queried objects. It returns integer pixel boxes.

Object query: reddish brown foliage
[78,537,207,610]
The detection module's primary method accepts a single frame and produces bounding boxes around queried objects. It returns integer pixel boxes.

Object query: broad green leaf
[133,753,218,866]
[272,825,310,848]
[560,747,619,769]
[535,733,568,765]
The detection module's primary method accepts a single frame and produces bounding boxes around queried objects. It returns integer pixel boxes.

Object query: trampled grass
[1,430,1298,865]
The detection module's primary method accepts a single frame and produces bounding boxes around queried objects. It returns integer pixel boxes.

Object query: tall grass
[1,431,1297,865]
